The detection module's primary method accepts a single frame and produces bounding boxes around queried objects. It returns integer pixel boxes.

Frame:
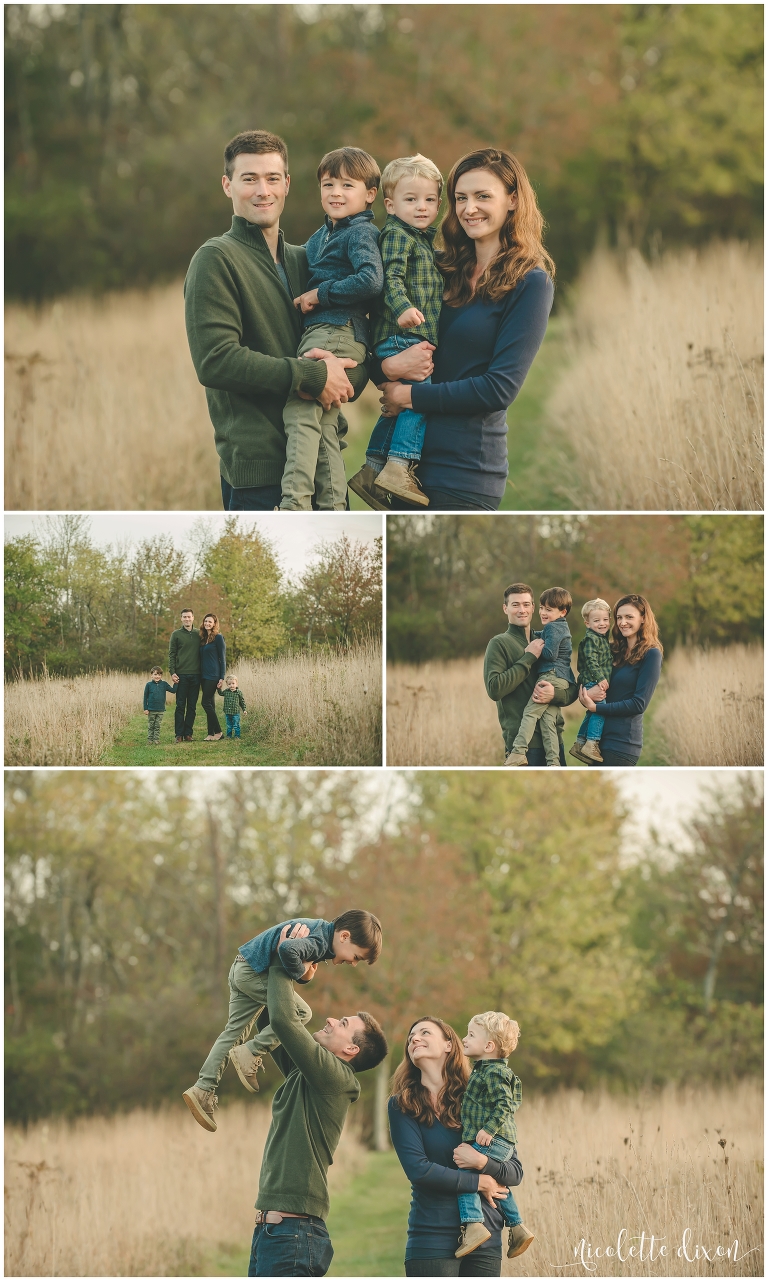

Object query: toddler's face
[227,680,238,691]
[319,170,377,222]
[463,1020,493,1058]
[586,610,610,634]
[539,603,567,624]
[385,176,441,229]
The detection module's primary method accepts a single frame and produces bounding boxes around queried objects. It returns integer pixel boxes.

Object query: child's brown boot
[569,739,589,762]
[182,1084,218,1132]
[374,458,429,506]
[579,740,604,763]
[229,1044,265,1094]
[507,1224,535,1258]
[348,464,390,511]
[455,1222,492,1257]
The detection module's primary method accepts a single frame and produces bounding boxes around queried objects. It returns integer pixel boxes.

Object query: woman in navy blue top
[578,594,663,766]
[199,613,227,740]
[388,1017,522,1276]
[378,148,554,510]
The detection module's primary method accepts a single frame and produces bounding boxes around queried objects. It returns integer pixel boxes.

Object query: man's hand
[302,347,357,411]
[476,1128,494,1147]
[301,961,318,981]
[524,638,545,657]
[453,1142,488,1170]
[478,1174,510,1205]
[171,674,179,684]
[279,922,311,945]
[531,680,555,704]
[398,306,425,329]
[380,340,435,382]
[293,288,320,315]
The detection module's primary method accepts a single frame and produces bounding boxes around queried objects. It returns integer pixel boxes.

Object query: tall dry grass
[386,657,500,765]
[651,644,763,767]
[234,639,382,765]
[4,1102,367,1278]
[549,243,763,510]
[4,669,138,765]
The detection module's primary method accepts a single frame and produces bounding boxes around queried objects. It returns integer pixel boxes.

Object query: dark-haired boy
[504,587,574,767]
[182,910,383,1133]
[142,666,176,745]
[280,147,384,510]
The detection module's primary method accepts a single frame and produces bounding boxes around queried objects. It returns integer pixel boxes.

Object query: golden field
[5,1083,763,1277]
[652,644,763,767]
[549,243,763,511]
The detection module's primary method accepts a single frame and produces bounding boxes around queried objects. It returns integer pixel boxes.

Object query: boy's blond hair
[226,674,238,685]
[470,1010,520,1057]
[381,153,443,201]
[581,598,611,623]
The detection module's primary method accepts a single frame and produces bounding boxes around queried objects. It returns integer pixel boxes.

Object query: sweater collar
[229,215,284,256]
[385,212,437,243]
[323,208,376,233]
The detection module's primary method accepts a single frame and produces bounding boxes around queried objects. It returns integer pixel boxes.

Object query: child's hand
[301,961,318,981]
[475,1128,494,1147]
[294,289,320,315]
[597,678,610,692]
[525,638,545,657]
[398,306,425,329]
[142,709,148,716]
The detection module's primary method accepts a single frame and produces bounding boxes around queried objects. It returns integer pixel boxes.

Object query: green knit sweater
[184,216,370,489]
[168,626,201,676]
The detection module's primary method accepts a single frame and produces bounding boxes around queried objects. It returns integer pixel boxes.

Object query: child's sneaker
[229,1044,265,1094]
[504,750,528,767]
[568,739,589,762]
[579,740,604,763]
[374,458,429,506]
[348,464,390,511]
[182,1084,218,1132]
[455,1222,492,1257]
[507,1224,535,1258]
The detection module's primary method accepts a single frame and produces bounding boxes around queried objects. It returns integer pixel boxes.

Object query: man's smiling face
[313,1014,365,1061]
[222,151,290,228]
[503,592,534,628]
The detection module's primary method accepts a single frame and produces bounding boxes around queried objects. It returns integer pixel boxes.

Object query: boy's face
[227,679,238,691]
[151,672,162,682]
[319,169,377,223]
[586,609,611,635]
[539,602,568,624]
[385,176,440,229]
[463,1020,497,1059]
[331,929,369,966]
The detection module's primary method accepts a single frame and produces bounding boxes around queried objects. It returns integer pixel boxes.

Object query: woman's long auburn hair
[439,147,555,308]
[611,594,663,667]
[199,613,220,643]
[389,1016,469,1130]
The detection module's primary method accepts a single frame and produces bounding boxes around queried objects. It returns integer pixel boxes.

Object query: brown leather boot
[348,464,390,510]
[374,458,429,506]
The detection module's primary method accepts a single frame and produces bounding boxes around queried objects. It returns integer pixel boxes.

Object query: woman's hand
[477,1174,510,1205]
[380,340,435,383]
[378,381,413,417]
[453,1142,488,1170]
[578,684,606,711]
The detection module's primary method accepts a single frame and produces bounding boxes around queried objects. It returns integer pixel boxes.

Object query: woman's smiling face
[453,167,516,242]
[407,1020,453,1067]
[616,604,642,638]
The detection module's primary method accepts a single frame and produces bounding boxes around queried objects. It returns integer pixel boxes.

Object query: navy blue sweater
[304,210,383,344]
[388,1097,523,1262]
[593,648,663,760]
[409,267,553,498]
[538,617,573,683]
[200,633,226,682]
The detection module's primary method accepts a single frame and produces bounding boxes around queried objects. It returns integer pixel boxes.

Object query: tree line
[386,514,764,663]
[4,770,762,1125]
[4,515,382,678]
[5,4,762,299]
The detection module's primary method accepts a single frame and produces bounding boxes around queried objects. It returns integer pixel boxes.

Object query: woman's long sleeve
[599,649,662,718]
[388,1101,479,1195]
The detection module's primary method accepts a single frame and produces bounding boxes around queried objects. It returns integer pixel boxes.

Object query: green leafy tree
[201,518,286,660]
[289,534,382,647]
[3,536,56,677]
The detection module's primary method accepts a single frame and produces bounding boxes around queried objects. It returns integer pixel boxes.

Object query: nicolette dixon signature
[555,1228,761,1271]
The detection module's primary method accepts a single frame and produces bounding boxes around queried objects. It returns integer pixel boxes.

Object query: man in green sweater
[185,129,371,511]
[248,937,388,1277]
[168,609,201,742]
[484,582,578,766]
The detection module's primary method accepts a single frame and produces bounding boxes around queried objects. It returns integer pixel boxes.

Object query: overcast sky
[5,512,382,579]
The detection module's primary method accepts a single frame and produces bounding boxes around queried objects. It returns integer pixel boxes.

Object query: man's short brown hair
[503,582,534,604]
[224,130,288,179]
[317,147,380,191]
[539,586,572,615]
[333,909,382,964]
[351,1011,388,1073]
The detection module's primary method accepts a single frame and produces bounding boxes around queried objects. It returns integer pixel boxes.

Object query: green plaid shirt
[371,215,443,348]
[577,628,613,686]
[218,687,246,715]
[461,1058,522,1144]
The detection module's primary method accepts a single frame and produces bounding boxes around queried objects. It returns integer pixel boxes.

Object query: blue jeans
[577,687,605,740]
[248,1216,333,1277]
[226,713,241,737]
[457,1137,522,1227]
[367,334,430,463]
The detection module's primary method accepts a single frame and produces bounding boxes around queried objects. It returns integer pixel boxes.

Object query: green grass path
[207,1150,409,1278]
[100,710,312,766]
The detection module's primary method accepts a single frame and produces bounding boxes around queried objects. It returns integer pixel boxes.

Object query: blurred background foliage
[4,770,762,1126]
[385,514,763,662]
[4,515,382,677]
[5,3,763,299]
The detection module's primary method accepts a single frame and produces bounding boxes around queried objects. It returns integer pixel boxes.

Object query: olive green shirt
[168,625,201,676]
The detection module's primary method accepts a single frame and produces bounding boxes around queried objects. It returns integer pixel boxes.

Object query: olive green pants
[281,322,365,511]
[511,672,571,766]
